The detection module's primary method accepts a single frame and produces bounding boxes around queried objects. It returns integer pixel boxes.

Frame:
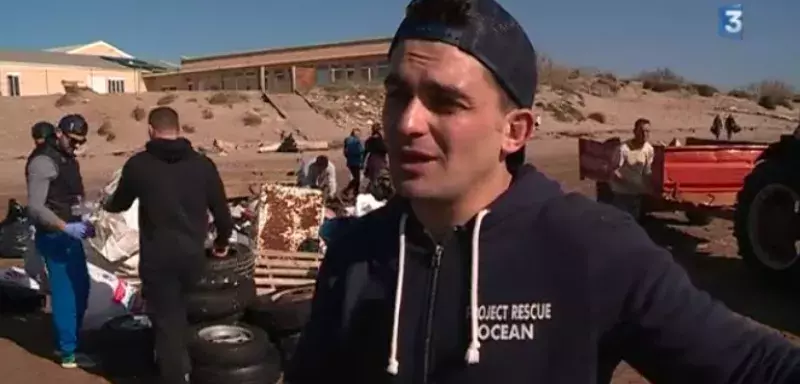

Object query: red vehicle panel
[579,138,767,209]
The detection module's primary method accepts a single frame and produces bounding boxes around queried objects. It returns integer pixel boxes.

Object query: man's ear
[502,109,535,155]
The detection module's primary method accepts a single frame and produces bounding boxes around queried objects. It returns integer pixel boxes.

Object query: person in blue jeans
[343,128,364,195]
[25,115,95,369]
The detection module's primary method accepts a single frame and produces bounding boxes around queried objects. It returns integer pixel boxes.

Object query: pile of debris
[303,85,384,131]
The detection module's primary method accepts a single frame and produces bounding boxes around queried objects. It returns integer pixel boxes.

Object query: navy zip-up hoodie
[287,165,800,384]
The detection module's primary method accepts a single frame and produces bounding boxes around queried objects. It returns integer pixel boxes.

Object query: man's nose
[396,98,430,137]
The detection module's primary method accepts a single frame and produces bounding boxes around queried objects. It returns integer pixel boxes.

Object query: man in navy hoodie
[286,0,800,383]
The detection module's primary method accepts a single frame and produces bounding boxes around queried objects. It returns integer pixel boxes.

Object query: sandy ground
[0,83,797,383]
[0,137,798,384]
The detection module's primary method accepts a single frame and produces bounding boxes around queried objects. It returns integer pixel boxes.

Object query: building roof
[0,50,133,70]
[46,44,85,53]
[46,40,134,58]
[181,37,392,63]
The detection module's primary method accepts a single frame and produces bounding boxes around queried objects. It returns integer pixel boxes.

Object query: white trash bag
[86,167,141,276]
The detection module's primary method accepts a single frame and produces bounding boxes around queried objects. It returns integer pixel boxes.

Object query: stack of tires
[244,285,315,370]
[187,243,257,325]
[186,243,286,382]
[188,322,282,384]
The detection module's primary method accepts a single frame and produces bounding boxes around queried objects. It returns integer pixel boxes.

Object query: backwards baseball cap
[390,0,537,169]
[390,0,538,108]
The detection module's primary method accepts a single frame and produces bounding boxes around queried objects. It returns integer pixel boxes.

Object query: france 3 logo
[718,4,743,40]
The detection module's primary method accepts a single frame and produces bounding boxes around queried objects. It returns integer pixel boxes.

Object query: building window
[315,66,331,85]
[359,65,371,82]
[345,65,356,81]
[7,74,20,96]
[275,70,286,82]
[108,79,125,93]
[374,61,389,81]
[331,65,346,83]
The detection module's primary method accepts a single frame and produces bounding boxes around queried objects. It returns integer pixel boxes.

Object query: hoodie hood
[386,164,564,375]
[145,137,196,164]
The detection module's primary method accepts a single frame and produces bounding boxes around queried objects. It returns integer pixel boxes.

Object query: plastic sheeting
[86,167,141,276]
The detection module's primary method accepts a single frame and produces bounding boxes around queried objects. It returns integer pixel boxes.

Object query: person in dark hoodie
[286,0,800,383]
[26,115,96,369]
[103,106,234,384]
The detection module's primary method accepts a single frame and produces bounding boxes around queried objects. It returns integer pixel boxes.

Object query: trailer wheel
[734,160,800,285]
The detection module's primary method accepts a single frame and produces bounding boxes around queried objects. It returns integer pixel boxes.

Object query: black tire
[187,279,256,323]
[684,210,712,226]
[244,285,314,339]
[190,362,282,384]
[734,160,800,285]
[100,314,156,377]
[193,244,255,291]
[188,322,279,368]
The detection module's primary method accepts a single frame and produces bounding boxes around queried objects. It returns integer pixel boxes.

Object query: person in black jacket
[286,0,800,383]
[103,106,234,384]
[363,123,389,186]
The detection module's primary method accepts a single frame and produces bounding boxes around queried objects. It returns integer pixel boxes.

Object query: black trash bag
[0,199,33,259]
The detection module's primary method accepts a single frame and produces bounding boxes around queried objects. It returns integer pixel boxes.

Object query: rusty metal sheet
[255,184,324,253]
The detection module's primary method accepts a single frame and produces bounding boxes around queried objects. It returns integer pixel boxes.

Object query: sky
[2,0,797,89]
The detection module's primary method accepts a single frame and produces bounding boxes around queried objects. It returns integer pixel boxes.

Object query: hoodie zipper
[422,245,444,384]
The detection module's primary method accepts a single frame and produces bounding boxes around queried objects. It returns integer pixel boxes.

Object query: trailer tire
[734,160,800,286]
[187,279,256,323]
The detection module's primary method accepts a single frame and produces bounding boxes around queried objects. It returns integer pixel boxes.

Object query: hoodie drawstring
[386,209,490,375]
[386,213,408,375]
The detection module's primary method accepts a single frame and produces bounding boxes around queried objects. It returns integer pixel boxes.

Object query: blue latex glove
[63,222,90,239]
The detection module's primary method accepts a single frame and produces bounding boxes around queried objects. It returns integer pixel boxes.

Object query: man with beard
[26,114,95,368]
[103,106,234,384]
[287,0,800,383]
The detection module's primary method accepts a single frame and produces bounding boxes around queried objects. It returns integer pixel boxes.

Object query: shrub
[727,89,753,99]
[587,112,607,123]
[105,132,117,142]
[97,120,113,136]
[181,124,196,133]
[157,93,178,105]
[201,109,214,119]
[691,83,718,97]
[643,80,682,93]
[208,91,249,105]
[242,110,262,126]
[131,106,146,121]
[758,95,778,110]
[637,68,685,84]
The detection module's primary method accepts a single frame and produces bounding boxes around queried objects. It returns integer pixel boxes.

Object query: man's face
[353,129,361,138]
[382,40,529,200]
[634,124,650,142]
[56,131,87,155]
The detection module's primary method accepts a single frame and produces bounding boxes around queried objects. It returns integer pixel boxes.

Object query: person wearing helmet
[25,113,95,369]
[31,121,55,147]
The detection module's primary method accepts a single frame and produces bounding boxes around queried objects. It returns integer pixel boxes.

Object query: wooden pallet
[254,250,320,295]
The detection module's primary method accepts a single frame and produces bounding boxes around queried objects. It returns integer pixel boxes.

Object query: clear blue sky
[2,0,797,88]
